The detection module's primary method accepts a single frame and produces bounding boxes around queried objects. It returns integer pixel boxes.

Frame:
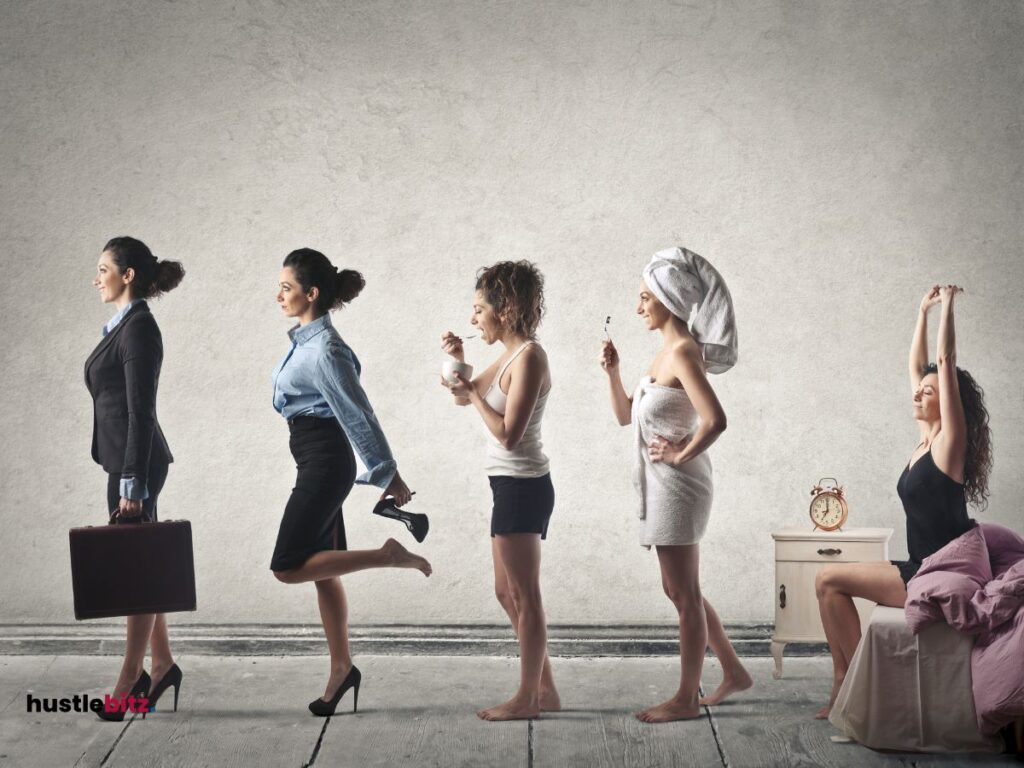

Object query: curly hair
[283,248,364,313]
[475,260,546,339]
[924,363,992,509]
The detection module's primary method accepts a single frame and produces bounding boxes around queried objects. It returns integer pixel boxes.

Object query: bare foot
[477,695,539,721]
[539,687,561,712]
[813,674,844,719]
[699,668,754,706]
[636,697,701,723]
[382,538,432,576]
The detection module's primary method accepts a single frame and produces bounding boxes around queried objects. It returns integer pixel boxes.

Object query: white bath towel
[642,246,738,374]
[632,377,713,547]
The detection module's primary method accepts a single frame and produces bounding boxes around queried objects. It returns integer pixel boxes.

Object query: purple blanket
[905,523,1024,735]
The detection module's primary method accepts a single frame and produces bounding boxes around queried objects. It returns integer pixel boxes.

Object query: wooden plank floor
[0,656,1016,767]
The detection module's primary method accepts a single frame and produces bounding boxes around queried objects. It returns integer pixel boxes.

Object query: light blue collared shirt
[104,300,148,501]
[272,314,397,489]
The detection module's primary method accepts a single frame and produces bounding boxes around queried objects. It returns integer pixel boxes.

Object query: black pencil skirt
[271,416,357,572]
[489,473,555,539]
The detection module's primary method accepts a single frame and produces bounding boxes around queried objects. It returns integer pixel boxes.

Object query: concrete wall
[1,0,1021,625]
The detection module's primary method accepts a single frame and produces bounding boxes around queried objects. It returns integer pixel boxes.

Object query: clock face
[810,493,845,529]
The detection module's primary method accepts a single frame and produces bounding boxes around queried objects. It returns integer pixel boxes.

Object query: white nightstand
[770,527,893,679]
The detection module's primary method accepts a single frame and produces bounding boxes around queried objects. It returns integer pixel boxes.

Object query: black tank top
[897,448,972,564]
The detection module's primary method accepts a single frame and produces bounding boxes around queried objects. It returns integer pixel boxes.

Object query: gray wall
[1,0,1021,625]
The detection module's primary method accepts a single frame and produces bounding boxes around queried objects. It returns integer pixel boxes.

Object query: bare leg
[770,640,786,679]
[479,534,548,721]
[314,577,354,701]
[148,614,175,686]
[813,562,907,719]
[274,538,431,584]
[638,544,705,723]
[698,598,753,705]
[815,569,860,718]
[490,538,560,711]
[113,614,156,696]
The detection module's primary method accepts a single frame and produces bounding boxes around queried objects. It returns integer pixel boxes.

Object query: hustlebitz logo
[26,692,151,715]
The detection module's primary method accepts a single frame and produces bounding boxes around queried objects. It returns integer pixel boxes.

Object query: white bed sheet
[829,605,1003,753]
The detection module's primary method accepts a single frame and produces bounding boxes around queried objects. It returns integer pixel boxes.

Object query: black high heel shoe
[146,663,183,716]
[372,496,429,543]
[97,670,151,722]
[308,665,361,717]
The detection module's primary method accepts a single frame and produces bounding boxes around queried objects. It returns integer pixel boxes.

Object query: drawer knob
[817,547,842,556]
[779,584,786,609]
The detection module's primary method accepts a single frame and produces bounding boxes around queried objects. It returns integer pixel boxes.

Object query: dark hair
[103,236,185,299]
[475,260,546,339]
[923,363,992,509]
[282,248,364,312]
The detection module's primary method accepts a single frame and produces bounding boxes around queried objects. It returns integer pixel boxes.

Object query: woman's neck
[500,333,530,352]
[298,309,326,327]
[659,316,691,346]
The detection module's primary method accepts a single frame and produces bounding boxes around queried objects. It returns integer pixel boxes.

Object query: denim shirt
[104,300,148,501]
[272,314,397,489]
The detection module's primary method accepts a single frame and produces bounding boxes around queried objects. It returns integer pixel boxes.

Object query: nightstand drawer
[775,540,887,564]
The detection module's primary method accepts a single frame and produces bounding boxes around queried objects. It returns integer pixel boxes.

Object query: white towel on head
[641,246,739,374]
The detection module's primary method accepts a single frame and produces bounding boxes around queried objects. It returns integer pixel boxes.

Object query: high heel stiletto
[97,670,151,722]
[146,663,183,715]
[308,665,361,717]
[372,497,429,543]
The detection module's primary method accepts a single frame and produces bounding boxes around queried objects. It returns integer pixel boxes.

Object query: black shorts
[489,473,554,539]
[890,559,921,585]
[271,416,356,571]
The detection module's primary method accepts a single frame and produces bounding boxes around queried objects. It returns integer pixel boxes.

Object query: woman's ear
[122,267,135,285]
[307,286,320,304]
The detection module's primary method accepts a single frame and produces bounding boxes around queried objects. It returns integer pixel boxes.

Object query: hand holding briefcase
[69,516,197,620]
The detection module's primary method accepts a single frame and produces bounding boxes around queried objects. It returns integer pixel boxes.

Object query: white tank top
[482,341,550,477]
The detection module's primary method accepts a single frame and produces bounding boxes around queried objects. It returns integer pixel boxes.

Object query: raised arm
[910,285,940,393]
[932,286,967,478]
[599,339,632,426]
[441,331,494,406]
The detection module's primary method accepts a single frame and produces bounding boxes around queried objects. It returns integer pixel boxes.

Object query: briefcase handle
[108,508,147,525]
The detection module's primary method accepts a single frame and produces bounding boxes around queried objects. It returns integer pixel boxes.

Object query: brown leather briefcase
[69,519,197,620]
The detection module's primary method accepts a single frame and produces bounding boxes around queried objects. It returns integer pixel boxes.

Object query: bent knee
[274,569,299,584]
[815,567,844,597]
[508,586,543,610]
[494,586,514,608]
[664,585,702,612]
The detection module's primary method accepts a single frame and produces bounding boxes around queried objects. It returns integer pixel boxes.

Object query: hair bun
[153,260,186,295]
[335,269,365,306]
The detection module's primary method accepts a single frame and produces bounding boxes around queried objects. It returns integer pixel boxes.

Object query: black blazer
[84,301,173,481]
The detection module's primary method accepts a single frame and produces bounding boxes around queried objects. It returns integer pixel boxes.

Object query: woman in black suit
[85,236,184,721]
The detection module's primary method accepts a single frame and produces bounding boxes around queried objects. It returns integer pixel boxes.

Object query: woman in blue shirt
[270,248,431,717]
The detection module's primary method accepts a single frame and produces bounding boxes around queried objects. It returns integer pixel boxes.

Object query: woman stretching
[814,284,991,718]
[441,260,559,721]
[270,248,431,717]
[600,247,752,722]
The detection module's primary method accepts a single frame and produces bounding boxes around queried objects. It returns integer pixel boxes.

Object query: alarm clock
[809,477,848,531]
